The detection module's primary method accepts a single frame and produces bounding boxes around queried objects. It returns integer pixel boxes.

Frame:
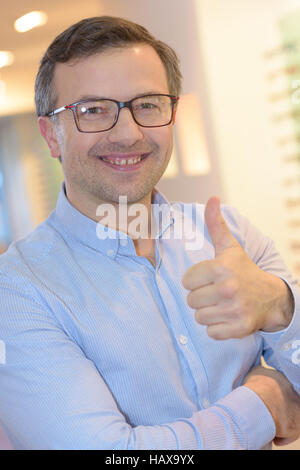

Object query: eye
[140,102,157,109]
[83,106,103,115]
[77,103,113,120]
[135,101,159,112]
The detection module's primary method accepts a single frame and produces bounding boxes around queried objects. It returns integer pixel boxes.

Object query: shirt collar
[52,182,174,258]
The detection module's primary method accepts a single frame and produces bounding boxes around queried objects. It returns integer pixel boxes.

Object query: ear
[172,107,177,125]
[38,116,61,159]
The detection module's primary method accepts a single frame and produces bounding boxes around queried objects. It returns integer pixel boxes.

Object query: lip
[97,152,151,171]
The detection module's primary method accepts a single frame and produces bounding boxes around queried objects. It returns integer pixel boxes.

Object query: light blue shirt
[0,183,299,450]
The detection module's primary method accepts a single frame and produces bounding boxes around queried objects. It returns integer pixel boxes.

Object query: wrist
[261,275,294,332]
[243,376,280,432]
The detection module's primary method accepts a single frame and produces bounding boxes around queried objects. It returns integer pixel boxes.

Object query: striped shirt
[0,183,299,449]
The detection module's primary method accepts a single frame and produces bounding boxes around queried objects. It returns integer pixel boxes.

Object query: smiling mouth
[97,153,150,167]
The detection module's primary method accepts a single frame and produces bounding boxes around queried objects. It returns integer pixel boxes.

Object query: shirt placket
[153,238,212,410]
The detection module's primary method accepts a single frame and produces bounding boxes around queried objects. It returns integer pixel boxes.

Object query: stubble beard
[89,154,168,205]
[65,145,171,208]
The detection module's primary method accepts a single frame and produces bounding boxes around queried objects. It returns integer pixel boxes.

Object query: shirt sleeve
[0,275,275,450]
[221,206,300,394]
[259,280,300,394]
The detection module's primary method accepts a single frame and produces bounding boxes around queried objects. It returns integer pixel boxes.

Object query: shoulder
[169,199,243,234]
[170,200,272,262]
[0,216,64,282]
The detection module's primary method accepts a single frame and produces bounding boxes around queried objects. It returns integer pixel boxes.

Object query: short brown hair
[35,16,182,117]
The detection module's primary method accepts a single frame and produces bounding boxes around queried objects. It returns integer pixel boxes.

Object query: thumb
[205,196,238,256]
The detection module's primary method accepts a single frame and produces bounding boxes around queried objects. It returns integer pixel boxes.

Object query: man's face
[39,45,175,213]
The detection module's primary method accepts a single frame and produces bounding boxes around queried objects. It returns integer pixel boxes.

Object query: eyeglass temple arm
[47,104,75,116]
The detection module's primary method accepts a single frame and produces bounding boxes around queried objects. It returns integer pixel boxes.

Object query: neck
[65,186,156,239]
[65,185,158,266]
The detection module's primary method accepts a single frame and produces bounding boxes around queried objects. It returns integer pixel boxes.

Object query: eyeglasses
[46,94,179,133]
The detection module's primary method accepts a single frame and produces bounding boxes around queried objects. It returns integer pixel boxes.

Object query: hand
[243,365,300,446]
[182,197,294,340]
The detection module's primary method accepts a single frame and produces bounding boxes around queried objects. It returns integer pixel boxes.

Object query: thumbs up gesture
[182,197,294,340]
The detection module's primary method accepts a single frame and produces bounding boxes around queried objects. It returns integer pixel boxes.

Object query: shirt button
[107,249,114,257]
[179,334,188,345]
[119,239,128,247]
[202,398,210,409]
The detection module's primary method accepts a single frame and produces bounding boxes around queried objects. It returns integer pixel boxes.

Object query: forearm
[130,386,275,450]
[182,386,275,450]
[243,365,300,444]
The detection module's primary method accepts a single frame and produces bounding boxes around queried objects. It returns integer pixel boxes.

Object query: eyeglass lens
[75,95,174,132]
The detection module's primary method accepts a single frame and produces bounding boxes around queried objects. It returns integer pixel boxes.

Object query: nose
[107,107,144,145]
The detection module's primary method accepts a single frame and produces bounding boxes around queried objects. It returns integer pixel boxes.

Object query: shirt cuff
[259,280,300,394]
[260,279,300,352]
[213,385,276,450]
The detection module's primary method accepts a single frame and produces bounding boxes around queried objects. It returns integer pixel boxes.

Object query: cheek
[161,130,174,160]
[61,130,100,159]
[146,128,173,155]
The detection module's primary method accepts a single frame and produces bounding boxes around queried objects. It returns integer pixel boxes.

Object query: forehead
[53,44,169,104]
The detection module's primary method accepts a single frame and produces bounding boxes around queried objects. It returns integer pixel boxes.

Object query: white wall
[197,0,300,276]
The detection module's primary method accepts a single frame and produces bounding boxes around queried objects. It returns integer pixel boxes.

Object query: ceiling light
[0,51,14,69]
[14,11,48,33]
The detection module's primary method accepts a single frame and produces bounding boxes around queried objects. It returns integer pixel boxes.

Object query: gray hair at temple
[34,16,183,117]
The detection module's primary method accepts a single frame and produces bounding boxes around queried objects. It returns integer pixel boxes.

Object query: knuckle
[243,315,256,333]
[235,316,255,337]
[218,279,239,299]
[182,272,191,289]
[213,257,233,276]
[187,290,203,309]
[207,326,228,341]
[212,260,227,277]
[195,309,205,324]
[182,266,197,289]
[187,291,196,308]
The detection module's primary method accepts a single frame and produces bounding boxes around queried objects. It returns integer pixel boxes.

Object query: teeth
[102,156,143,165]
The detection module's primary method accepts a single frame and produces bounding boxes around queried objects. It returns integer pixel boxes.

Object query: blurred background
[0,0,300,450]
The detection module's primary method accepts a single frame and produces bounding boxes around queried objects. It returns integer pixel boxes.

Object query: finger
[194,306,222,326]
[206,321,249,340]
[182,260,216,290]
[187,284,219,309]
[205,196,238,256]
[206,323,231,340]
[194,301,241,326]
[273,435,299,446]
[195,305,254,339]
[194,303,236,326]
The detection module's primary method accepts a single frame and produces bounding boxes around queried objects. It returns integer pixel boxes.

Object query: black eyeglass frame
[46,94,180,133]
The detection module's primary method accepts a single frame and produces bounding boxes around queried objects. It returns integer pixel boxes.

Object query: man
[0,16,299,450]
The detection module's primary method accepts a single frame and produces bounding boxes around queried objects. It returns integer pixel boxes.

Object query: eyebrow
[75,91,167,102]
